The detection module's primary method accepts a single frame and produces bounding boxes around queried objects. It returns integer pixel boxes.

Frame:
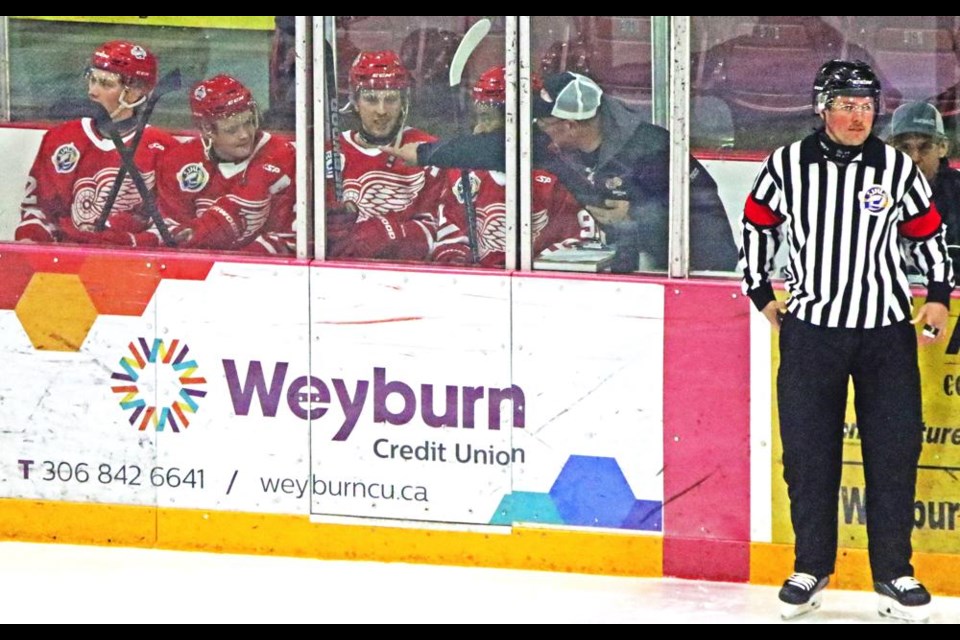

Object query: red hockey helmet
[191,74,257,126]
[531,71,544,94]
[471,66,542,106]
[349,50,411,91]
[90,40,158,91]
[472,66,506,105]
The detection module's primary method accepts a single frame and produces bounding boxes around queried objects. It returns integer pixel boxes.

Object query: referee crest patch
[859,185,891,214]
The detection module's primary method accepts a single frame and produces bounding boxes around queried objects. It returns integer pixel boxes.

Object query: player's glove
[60,224,136,246]
[328,212,403,259]
[104,211,152,234]
[326,201,359,242]
[352,215,402,258]
[187,204,245,250]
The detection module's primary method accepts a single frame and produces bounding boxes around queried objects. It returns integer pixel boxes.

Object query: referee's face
[822,96,875,147]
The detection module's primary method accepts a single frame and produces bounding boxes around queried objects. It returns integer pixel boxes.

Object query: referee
[740,60,954,622]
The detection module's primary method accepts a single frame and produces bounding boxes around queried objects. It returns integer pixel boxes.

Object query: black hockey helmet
[812,59,882,115]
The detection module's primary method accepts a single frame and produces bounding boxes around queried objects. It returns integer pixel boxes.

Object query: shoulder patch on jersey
[52,143,80,174]
[177,162,209,193]
[453,171,482,204]
[859,185,891,215]
[263,163,281,174]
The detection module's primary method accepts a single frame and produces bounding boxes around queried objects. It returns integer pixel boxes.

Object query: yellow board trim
[0,499,663,578]
[11,499,960,595]
[750,541,960,595]
[11,16,275,30]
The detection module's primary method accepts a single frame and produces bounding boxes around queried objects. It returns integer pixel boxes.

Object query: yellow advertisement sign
[771,297,960,553]
[11,16,275,30]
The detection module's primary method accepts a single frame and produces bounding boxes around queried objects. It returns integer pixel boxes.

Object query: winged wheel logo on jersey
[344,170,426,216]
[72,167,146,230]
[453,172,482,204]
[477,203,507,256]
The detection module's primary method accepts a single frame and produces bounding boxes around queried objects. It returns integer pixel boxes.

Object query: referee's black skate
[875,577,932,622]
[779,572,829,620]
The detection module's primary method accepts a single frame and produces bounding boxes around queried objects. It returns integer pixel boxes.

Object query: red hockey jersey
[326,128,444,260]
[156,131,296,254]
[16,118,178,244]
[432,168,598,267]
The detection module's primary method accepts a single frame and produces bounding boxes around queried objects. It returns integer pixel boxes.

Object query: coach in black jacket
[532,72,736,273]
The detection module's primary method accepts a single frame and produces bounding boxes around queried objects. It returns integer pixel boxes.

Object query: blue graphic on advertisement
[489,455,662,531]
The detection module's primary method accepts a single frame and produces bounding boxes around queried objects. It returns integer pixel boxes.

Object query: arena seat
[692,17,899,148]
[869,27,960,101]
[590,17,652,112]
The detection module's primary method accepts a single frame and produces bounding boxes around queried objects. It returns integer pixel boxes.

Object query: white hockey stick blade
[449,18,492,87]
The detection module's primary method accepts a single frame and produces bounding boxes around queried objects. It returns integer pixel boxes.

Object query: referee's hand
[761,299,788,331]
[911,302,949,345]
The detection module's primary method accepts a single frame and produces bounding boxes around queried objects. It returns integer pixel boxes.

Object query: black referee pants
[777,315,923,582]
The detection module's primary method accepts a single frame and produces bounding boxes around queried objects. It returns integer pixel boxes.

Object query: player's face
[890,133,948,182]
[473,103,505,134]
[209,110,258,162]
[356,89,404,140]
[822,96,875,147]
[87,69,143,120]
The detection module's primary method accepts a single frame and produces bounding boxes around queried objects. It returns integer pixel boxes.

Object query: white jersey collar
[81,117,138,151]
[342,128,413,156]
[217,131,272,179]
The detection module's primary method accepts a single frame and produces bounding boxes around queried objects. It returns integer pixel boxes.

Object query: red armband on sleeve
[743,195,783,228]
[899,202,942,240]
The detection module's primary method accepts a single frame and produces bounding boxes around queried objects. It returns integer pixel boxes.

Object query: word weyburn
[223,361,526,441]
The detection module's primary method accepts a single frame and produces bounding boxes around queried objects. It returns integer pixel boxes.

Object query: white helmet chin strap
[201,133,214,160]
[391,101,409,147]
[110,87,146,120]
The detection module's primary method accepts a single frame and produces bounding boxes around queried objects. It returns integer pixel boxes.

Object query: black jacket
[536,98,737,272]
[932,158,960,263]
[416,102,738,272]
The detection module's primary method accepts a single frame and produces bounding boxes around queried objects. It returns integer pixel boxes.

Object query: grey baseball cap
[533,72,603,120]
[890,101,945,138]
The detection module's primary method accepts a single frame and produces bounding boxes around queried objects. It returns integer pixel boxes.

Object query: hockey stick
[94,68,182,232]
[323,17,344,202]
[449,18,491,264]
[95,109,177,247]
[449,19,491,89]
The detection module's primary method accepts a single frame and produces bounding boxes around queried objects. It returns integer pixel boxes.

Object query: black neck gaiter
[816,127,865,165]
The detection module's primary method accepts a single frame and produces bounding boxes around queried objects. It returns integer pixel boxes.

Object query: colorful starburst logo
[110,338,207,432]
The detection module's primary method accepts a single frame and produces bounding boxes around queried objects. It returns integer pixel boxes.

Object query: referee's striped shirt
[739,132,954,329]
